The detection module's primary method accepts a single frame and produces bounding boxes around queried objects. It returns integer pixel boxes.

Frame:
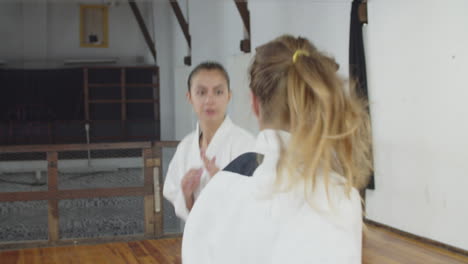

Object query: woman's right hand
[181,168,203,211]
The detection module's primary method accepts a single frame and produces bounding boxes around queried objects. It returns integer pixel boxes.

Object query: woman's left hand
[201,150,220,177]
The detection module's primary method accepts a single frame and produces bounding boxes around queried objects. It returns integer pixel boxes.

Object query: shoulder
[201,171,247,197]
[232,124,255,141]
[284,175,362,234]
[168,130,198,166]
[223,152,264,177]
[180,129,197,145]
[223,120,256,155]
[272,186,362,263]
[193,170,250,212]
[327,175,362,217]
[225,117,255,141]
[175,130,197,151]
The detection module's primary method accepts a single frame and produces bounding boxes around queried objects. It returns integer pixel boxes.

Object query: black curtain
[349,0,375,189]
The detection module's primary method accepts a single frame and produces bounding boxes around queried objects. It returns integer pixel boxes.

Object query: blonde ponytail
[249,35,372,199]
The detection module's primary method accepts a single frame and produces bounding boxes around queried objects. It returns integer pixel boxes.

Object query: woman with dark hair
[182,36,372,263]
[163,61,254,221]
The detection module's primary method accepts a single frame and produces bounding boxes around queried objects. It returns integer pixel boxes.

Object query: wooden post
[47,151,59,243]
[143,148,155,237]
[153,145,163,237]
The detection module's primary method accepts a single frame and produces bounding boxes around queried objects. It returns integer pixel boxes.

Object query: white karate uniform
[182,129,363,264]
[163,116,255,221]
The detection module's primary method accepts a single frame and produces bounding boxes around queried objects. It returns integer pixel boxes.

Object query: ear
[250,91,260,118]
[186,91,192,104]
[227,89,232,102]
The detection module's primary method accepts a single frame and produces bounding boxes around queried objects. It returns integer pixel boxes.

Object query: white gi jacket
[163,116,255,220]
[182,129,363,264]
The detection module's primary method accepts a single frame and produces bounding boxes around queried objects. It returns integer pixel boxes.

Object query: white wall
[174,66,196,140]
[169,0,244,68]
[0,2,25,61]
[250,0,351,77]
[365,0,468,250]
[0,1,153,67]
[227,53,259,135]
[169,0,468,250]
[152,0,175,140]
[0,0,175,139]
[189,0,244,67]
[170,0,246,139]
[22,0,48,64]
[172,0,352,138]
[48,2,151,64]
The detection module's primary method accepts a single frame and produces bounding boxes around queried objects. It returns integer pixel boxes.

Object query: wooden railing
[0,140,178,249]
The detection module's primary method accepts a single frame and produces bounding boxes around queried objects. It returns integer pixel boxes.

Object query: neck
[200,117,225,148]
[258,120,289,132]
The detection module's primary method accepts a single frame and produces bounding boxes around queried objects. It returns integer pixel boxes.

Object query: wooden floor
[1,226,467,264]
[363,225,468,264]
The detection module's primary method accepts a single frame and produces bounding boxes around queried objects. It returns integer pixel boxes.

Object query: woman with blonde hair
[182,35,372,263]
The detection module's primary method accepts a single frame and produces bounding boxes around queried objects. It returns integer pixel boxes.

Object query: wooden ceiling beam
[234,0,251,53]
[359,0,368,24]
[169,0,191,65]
[128,0,158,63]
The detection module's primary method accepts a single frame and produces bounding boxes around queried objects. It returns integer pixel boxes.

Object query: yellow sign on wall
[80,5,109,48]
